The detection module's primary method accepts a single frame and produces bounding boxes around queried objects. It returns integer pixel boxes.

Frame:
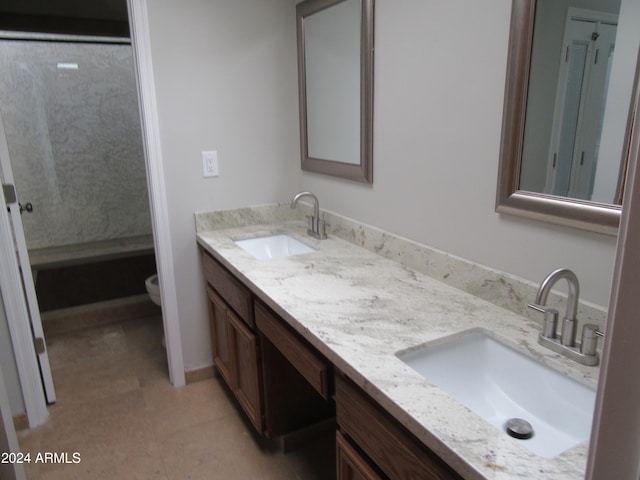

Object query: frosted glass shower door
[0,37,150,251]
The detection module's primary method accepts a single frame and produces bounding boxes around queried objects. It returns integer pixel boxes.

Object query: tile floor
[18,314,335,479]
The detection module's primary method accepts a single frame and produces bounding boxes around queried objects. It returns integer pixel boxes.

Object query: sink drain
[505,418,534,440]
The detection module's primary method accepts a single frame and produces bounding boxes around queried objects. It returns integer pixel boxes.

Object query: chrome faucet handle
[304,215,328,239]
[527,303,546,313]
[291,191,327,239]
[581,324,604,356]
[528,304,558,339]
[316,217,328,239]
[528,271,599,366]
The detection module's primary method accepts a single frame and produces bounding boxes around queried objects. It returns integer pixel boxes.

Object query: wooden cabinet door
[228,310,263,432]
[206,286,263,433]
[206,287,235,388]
[337,431,385,480]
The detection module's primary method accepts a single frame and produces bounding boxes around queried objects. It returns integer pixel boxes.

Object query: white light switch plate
[202,150,219,177]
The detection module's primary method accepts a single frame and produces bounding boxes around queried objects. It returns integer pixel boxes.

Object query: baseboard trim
[185,365,216,385]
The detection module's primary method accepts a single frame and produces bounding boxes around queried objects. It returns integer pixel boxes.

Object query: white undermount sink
[234,234,316,260]
[396,329,596,458]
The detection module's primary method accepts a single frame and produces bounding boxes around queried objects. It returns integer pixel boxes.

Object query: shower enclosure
[0,33,151,250]
[0,33,154,311]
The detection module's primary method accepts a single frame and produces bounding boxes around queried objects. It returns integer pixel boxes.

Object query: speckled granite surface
[195,204,603,480]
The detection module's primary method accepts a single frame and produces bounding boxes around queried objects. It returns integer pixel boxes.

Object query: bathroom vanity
[202,249,333,437]
[196,204,601,480]
[200,246,461,479]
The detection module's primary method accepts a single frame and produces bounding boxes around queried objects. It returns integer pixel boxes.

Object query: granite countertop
[195,206,600,480]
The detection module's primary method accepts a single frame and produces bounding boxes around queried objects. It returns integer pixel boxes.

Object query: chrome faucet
[290,191,327,239]
[528,268,601,366]
[531,268,579,347]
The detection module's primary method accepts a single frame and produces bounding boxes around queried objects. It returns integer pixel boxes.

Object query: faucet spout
[290,191,320,219]
[528,268,599,365]
[533,268,579,323]
[290,191,327,239]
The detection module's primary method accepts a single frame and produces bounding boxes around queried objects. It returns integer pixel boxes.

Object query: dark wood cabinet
[336,431,386,480]
[227,309,263,431]
[203,252,263,433]
[201,247,462,479]
[202,250,333,438]
[336,374,463,480]
[255,300,334,438]
[206,286,234,387]
[202,250,254,326]
[255,300,331,399]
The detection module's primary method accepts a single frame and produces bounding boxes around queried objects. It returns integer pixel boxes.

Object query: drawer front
[255,301,331,399]
[336,375,462,480]
[337,430,387,480]
[202,250,254,327]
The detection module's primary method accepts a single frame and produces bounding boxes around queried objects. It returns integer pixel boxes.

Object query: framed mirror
[296,0,374,183]
[496,0,640,235]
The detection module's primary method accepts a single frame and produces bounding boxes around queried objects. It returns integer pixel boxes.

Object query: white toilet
[145,274,161,306]
[145,274,166,348]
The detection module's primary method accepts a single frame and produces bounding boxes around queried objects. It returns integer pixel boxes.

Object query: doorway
[0,32,163,406]
[546,8,618,200]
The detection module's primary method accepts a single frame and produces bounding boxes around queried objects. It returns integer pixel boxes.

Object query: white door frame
[545,8,618,197]
[586,46,640,478]
[0,0,185,431]
[0,110,56,405]
[0,154,48,427]
[128,0,185,387]
[0,363,26,480]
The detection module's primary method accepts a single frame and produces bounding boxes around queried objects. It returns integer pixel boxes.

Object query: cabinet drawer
[337,430,386,480]
[255,300,331,399]
[202,250,254,327]
[336,375,463,480]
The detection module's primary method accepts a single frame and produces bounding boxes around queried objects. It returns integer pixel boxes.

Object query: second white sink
[397,329,596,458]
[234,234,316,260]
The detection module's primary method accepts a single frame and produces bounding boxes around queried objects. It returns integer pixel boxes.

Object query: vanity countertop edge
[195,208,599,480]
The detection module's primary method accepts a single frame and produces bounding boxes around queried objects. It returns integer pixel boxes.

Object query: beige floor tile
[51,363,141,406]
[39,437,168,480]
[143,377,238,437]
[46,324,130,370]
[157,413,297,480]
[121,315,165,354]
[19,314,335,480]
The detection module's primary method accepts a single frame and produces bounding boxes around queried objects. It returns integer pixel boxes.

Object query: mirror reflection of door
[546,9,617,200]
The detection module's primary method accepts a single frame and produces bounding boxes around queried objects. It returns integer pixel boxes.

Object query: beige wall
[146,0,619,371]
[145,0,300,370]
[300,0,618,307]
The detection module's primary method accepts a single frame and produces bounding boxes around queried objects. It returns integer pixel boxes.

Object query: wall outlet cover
[202,150,219,177]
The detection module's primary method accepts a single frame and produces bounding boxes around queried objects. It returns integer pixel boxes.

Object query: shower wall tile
[0,40,152,250]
